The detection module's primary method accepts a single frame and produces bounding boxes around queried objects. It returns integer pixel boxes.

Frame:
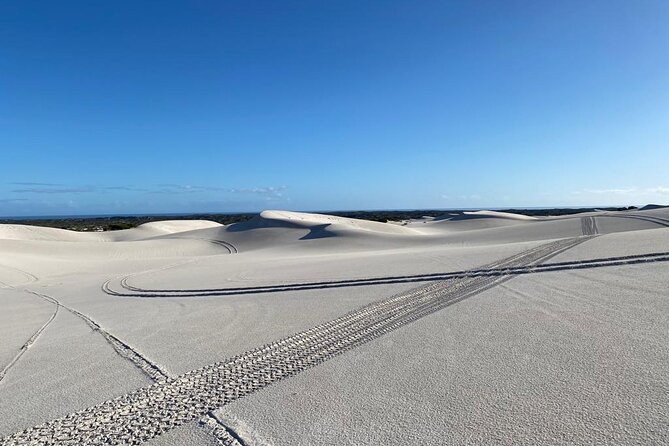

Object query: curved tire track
[0,264,38,288]
[162,237,238,254]
[601,214,669,228]
[102,238,238,297]
[103,249,669,298]
[627,213,669,225]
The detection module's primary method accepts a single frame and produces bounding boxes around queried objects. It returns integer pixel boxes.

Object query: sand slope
[0,220,222,242]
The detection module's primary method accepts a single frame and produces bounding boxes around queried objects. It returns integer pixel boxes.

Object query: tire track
[107,239,588,296]
[600,214,669,228]
[0,264,38,288]
[212,240,238,254]
[21,277,244,444]
[0,260,238,443]
[102,238,238,297]
[24,290,168,382]
[2,237,590,445]
[161,237,238,254]
[0,293,59,384]
[628,213,669,225]
[199,413,246,446]
[0,267,56,384]
[102,249,669,298]
[580,216,598,236]
[0,262,169,382]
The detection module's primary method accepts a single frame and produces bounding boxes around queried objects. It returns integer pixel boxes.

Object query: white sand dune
[0,224,97,242]
[101,220,223,242]
[1,208,668,445]
[460,209,538,220]
[0,220,222,242]
[247,210,418,234]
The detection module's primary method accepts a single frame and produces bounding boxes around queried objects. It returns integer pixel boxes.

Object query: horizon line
[0,204,662,221]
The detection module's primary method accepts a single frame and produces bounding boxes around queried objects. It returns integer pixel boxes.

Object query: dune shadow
[299,223,337,240]
[222,217,338,240]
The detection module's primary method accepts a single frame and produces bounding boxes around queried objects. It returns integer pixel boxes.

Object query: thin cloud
[646,187,669,194]
[581,188,636,195]
[458,194,482,201]
[12,186,95,194]
[575,187,669,196]
[150,184,287,197]
[103,186,149,192]
[149,184,205,194]
[0,198,28,203]
[9,182,63,186]
[11,184,149,194]
[7,183,289,201]
[228,186,287,198]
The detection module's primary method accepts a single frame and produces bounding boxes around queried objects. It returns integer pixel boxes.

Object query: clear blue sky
[2,1,668,216]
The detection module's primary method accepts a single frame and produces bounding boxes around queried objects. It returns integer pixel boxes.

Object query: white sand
[211,262,668,445]
[0,208,667,444]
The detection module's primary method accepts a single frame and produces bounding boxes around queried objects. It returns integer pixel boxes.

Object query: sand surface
[0,208,667,445]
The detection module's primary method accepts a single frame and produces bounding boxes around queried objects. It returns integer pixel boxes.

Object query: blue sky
[1,1,668,216]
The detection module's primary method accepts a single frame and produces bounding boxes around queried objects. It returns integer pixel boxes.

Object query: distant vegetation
[0,214,256,232]
[331,207,637,222]
[0,207,639,232]
[494,206,637,217]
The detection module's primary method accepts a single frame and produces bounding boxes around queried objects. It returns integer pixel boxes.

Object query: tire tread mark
[25,290,169,382]
[580,216,598,236]
[199,413,246,446]
[601,214,669,228]
[103,249,669,298]
[0,293,59,383]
